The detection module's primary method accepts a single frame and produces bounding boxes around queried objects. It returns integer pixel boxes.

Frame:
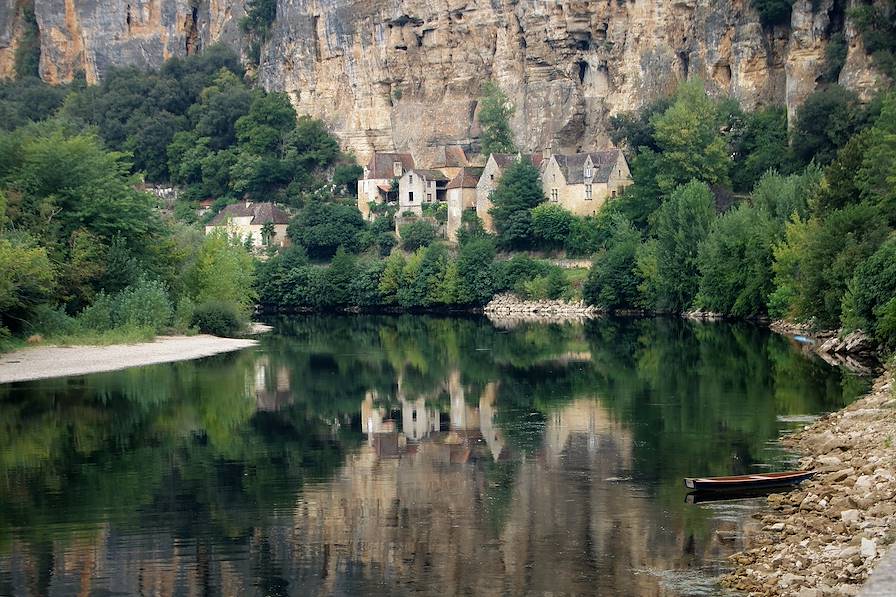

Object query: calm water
[0,316,867,597]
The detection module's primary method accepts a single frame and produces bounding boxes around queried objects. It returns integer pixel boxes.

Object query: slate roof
[412,169,449,182]
[553,150,622,184]
[209,202,290,226]
[490,153,544,170]
[446,167,484,189]
[366,152,416,179]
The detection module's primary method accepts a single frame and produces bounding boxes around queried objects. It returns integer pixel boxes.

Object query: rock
[841,509,861,525]
[860,537,876,558]
[854,475,874,492]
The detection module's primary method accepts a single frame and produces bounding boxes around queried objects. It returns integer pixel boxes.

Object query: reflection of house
[398,169,448,217]
[253,357,293,411]
[205,201,290,248]
[541,150,632,217]
[475,153,545,232]
[446,167,483,243]
[357,152,415,219]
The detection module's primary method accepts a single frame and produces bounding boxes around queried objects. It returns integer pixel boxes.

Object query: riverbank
[483,293,600,325]
[722,368,895,596]
[0,335,258,384]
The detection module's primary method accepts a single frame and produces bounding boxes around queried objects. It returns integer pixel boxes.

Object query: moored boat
[684,470,815,492]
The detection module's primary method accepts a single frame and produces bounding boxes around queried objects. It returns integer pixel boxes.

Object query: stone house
[398,168,449,217]
[421,145,472,180]
[357,151,415,220]
[205,201,291,249]
[445,167,483,243]
[541,149,632,217]
[475,153,545,232]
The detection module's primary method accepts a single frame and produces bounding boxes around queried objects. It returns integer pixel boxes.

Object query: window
[393,161,403,176]
[427,193,432,202]
[611,190,617,198]
[551,189,558,202]
[584,165,592,178]
[585,184,592,200]
[409,174,413,184]
[409,192,414,202]
[490,174,494,181]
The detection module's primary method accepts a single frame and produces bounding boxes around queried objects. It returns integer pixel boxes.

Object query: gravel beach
[0,335,258,384]
[722,369,895,596]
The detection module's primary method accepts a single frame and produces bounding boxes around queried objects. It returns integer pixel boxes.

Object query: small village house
[205,201,290,249]
[357,151,415,220]
[418,145,472,180]
[475,153,545,233]
[446,168,483,243]
[541,149,632,217]
[398,168,449,217]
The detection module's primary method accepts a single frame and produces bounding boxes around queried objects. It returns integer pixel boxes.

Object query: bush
[751,0,794,28]
[583,215,643,309]
[191,301,244,337]
[842,237,896,339]
[400,220,436,251]
[493,255,554,293]
[531,203,573,250]
[77,279,172,333]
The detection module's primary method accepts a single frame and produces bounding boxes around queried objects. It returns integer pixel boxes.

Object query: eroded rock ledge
[483,293,600,325]
[722,369,896,596]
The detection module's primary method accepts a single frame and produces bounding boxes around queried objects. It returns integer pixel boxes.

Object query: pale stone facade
[204,202,290,249]
[446,168,482,244]
[397,169,447,217]
[357,152,415,220]
[541,150,632,217]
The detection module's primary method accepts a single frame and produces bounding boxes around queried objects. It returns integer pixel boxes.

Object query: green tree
[583,215,643,309]
[697,204,776,317]
[530,203,574,251]
[288,202,365,259]
[378,251,406,305]
[0,237,56,333]
[792,85,867,166]
[731,106,791,192]
[478,82,515,155]
[750,166,821,225]
[841,237,896,338]
[185,230,256,315]
[650,80,731,193]
[457,238,496,305]
[326,246,357,307]
[489,160,545,249]
[652,180,715,311]
[751,0,794,28]
[399,220,436,251]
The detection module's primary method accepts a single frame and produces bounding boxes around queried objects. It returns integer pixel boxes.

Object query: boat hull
[684,471,814,492]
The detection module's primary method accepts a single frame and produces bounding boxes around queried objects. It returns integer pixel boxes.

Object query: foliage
[530,203,574,250]
[0,77,69,131]
[651,181,715,311]
[400,220,436,251]
[731,106,791,192]
[791,85,868,167]
[333,163,363,196]
[849,2,896,78]
[583,215,643,309]
[842,237,896,343]
[751,0,794,28]
[456,239,496,305]
[185,230,256,315]
[697,204,776,317]
[79,278,173,333]
[751,166,822,225]
[13,4,41,80]
[489,160,545,249]
[607,96,673,157]
[478,82,515,155]
[288,202,366,258]
[191,300,244,337]
[0,237,55,334]
[649,80,731,194]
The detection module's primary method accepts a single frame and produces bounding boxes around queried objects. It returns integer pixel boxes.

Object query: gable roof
[552,150,622,184]
[490,153,544,171]
[209,202,290,226]
[446,167,484,189]
[366,152,416,179]
[410,169,449,182]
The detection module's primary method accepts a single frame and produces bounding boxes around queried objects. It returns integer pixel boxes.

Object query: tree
[378,251,406,305]
[489,160,545,249]
[185,230,256,314]
[456,238,496,305]
[235,91,297,155]
[607,96,674,157]
[326,246,357,307]
[531,203,574,251]
[651,180,715,311]
[478,82,515,155]
[842,237,896,343]
[791,85,866,166]
[751,0,794,29]
[854,93,896,223]
[583,215,643,309]
[697,204,776,317]
[333,163,364,197]
[750,167,821,226]
[0,237,56,333]
[731,106,791,192]
[399,220,436,251]
[288,202,366,259]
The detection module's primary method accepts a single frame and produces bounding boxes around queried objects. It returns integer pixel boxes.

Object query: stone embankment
[722,369,896,596]
[770,322,880,374]
[483,293,600,325]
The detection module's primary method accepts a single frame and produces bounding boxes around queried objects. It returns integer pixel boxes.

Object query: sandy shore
[722,369,895,596]
[0,335,258,384]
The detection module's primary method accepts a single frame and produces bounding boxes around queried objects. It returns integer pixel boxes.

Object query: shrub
[531,203,573,250]
[751,0,794,29]
[842,237,896,340]
[400,220,436,251]
[583,215,643,309]
[191,301,244,337]
[115,279,173,331]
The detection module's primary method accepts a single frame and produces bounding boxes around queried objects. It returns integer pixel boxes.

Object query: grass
[40,325,157,347]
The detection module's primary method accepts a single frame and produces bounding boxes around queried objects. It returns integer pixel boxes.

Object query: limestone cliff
[0,0,888,161]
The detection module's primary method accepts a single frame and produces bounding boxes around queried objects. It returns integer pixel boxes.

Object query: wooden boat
[684,470,815,492]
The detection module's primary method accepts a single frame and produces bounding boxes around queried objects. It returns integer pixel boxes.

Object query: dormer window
[394,161,403,176]
[584,164,593,178]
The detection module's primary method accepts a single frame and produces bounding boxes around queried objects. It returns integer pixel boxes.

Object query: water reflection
[0,316,866,596]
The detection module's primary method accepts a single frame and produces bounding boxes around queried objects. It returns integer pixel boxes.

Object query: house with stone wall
[541,150,632,217]
[398,168,449,217]
[357,151,415,220]
[205,201,290,249]
[446,167,483,243]
[475,153,545,232]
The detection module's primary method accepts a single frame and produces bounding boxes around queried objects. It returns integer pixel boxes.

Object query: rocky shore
[483,293,601,325]
[722,369,896,596]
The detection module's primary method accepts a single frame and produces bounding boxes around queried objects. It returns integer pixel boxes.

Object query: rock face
[0,1,888,159]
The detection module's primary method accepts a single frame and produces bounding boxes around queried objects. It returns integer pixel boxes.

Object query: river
[0,316,867,596]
